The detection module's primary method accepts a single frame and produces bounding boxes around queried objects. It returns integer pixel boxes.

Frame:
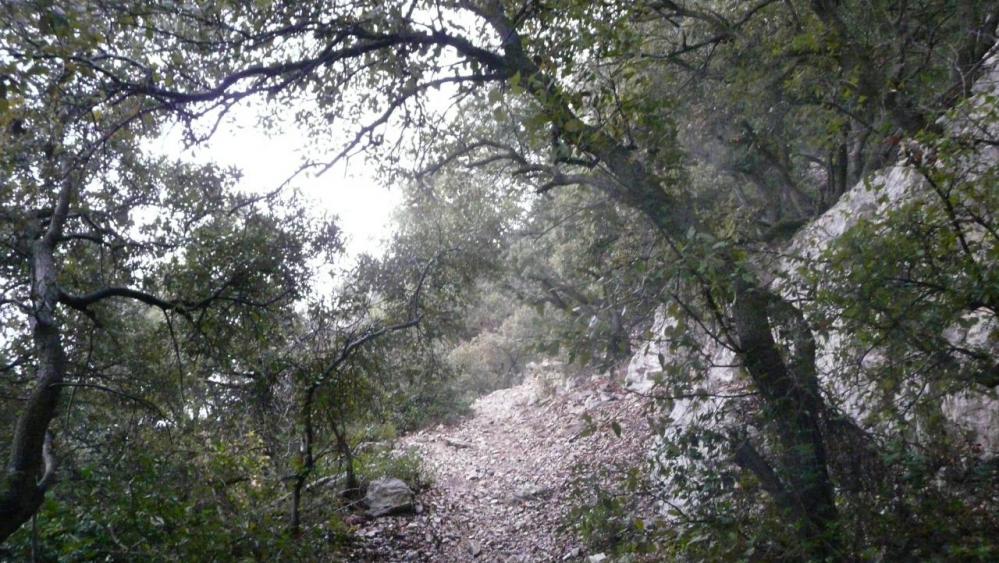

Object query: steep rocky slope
[627,50,999,457]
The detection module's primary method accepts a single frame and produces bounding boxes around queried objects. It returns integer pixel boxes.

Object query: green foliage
[448,303,544,397]
[572,491,653,556]
[3,429,312,561]
[568,469,660,558]
[355,448,431,493]
[2,0,998,559]
[500,187,668,371]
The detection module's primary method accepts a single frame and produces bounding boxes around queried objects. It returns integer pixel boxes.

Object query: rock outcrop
[628,50,999,462]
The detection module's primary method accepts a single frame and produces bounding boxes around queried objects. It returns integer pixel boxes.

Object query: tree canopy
[1,0,997,559]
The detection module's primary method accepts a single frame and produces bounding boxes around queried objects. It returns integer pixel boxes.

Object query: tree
[502,187,667,369]
[284,252,433,535]
[0,1,338,542]
[3,0,996,557]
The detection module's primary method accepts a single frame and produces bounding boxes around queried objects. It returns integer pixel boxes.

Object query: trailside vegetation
[1,1,996,559]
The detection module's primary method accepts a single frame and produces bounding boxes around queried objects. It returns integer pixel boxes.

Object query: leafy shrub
[2,431,314,562]
[355,448,431,492]
[448,305,545,398]
[568,469,659,558]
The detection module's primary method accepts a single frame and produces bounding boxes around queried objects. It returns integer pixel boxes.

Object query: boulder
[365,477,415,517]
[626,48,999,519]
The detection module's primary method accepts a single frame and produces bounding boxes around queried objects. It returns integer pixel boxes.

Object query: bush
[355,448,432,492]
[2,431,312,562]
[568,468,660,558]
[448,305,545,398]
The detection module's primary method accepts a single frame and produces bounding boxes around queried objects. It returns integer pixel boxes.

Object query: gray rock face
[365,478,415,517]
[627,49,999,467]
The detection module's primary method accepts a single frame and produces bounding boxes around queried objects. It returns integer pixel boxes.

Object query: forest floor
[346,366,658,562]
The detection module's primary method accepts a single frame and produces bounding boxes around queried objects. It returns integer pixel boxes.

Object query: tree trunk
[290,473,304,536]
[330,421,358,499]
[731,282,839,557]
[0,184,71,543]
[480,6,842,556]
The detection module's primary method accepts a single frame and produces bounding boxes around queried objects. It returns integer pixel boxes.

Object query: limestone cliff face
[627,51,999,457]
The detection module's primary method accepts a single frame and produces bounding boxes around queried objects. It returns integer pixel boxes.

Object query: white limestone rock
[365,477,415,517]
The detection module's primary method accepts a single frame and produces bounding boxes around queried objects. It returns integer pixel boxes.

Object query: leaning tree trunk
[330,418,358,499]
[731,282,840,557]
[0,183,71,543]
[478,6,842,556]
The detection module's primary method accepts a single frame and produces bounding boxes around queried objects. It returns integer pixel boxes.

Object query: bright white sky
[150,105,402,260]
[7,11,494,340]
[146,6,489,265]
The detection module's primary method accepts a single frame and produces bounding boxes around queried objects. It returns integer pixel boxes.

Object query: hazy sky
[145,7,491,264]
[150,106,402,260]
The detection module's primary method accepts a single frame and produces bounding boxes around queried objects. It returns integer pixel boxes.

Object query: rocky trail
[347,367,657,562]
